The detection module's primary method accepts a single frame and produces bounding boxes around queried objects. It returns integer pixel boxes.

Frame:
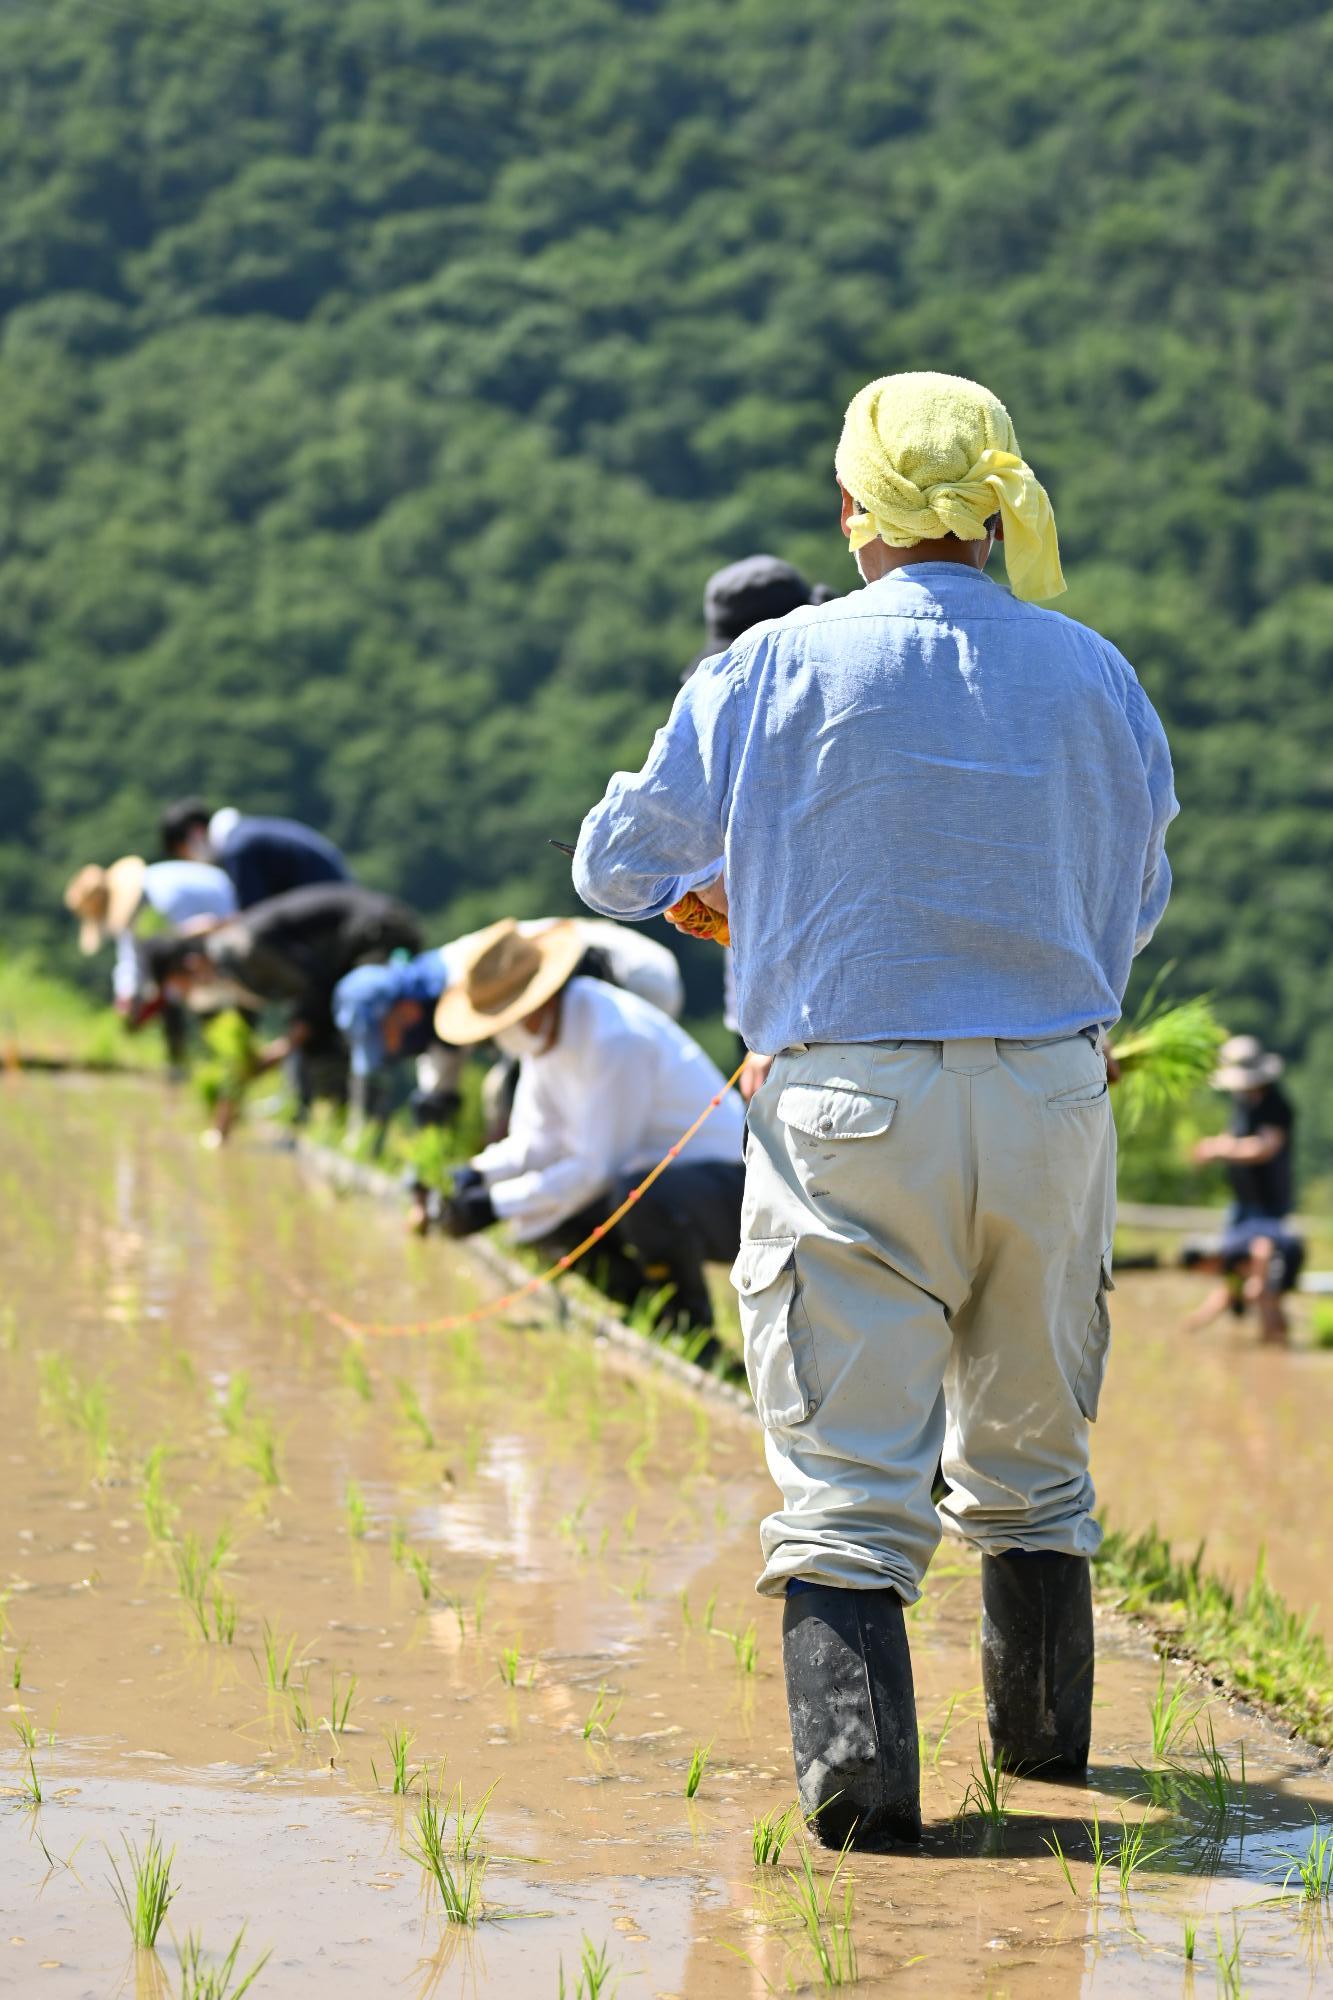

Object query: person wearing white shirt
[433,919,744,1339]
[63,854,238,1062]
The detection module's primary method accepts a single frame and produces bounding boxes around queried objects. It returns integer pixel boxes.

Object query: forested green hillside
[1,0,1330,1170]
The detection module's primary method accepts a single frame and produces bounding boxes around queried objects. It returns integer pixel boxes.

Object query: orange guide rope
[289,1058,747,1341]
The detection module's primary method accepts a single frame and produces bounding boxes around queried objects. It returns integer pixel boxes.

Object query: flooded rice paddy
[1,1075,1330,1998]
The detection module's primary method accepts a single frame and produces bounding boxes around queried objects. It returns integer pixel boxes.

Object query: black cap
[703,554,814,648]
[160,796,211,855]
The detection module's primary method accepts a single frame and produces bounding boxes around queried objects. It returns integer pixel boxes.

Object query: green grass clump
[558,1936,617,1998]
[781,1838,858,1987]
[371,1726,420,1796]
[343,1481,369,1539]
[956,1733,1014,1828]
[107,1826,176,1947]
[177,1929,270,1999]
[1095,1525,1333,1748]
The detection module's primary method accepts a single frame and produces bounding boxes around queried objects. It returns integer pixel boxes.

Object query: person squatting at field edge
[427,919,745,1357]
[573,369,1178,1846]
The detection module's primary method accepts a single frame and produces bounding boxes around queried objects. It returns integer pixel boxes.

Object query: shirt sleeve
[1124,675,1179,956]
[572,661,737,921]
[485,1024,653,1235]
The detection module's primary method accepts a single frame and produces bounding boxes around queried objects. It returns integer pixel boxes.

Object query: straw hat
[1212,1033,1284,1092]
[62,856,147,954]
[434,918,585,1046]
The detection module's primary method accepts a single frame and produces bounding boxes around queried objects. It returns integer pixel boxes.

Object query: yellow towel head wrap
[834,371,1065,602]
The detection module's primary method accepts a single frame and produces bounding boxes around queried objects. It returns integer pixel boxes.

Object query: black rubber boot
[782,1584,922,1849]
[981,1551,1093,1776]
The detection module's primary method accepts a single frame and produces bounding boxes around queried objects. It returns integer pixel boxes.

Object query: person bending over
[160,799,349,908]
[430,919,744,1350]
[63,854,237,1066]
[144,880,421,1137]
[574,370,1176,1846]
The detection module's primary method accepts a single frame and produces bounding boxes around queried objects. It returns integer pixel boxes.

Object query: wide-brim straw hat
[1212,1033,1284,1092]
[62,855,147,954]
[434,917,585,1046]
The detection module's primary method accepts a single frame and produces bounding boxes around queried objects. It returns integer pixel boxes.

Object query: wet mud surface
[1,1077,1330,1997]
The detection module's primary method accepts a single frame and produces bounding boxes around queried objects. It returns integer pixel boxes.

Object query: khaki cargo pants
[734,1036,1116,1601]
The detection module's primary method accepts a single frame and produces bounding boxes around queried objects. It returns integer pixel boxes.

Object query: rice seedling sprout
[684,1739,712,1799]
[404,1781,486,1924]
[1214,1919,1243,1997]
[1109,979,1225,1131]
[1148,1661,1202,1761]
[405,1549,432,1601]
[394,1378,437,1450]
[558,1935,618,1998]
[451,1777,498,1861]
[1183,1916,1197,1960]
[752,1799,805,1867]
[253,1621,299,1693]
[956,1732,1014,1827]
[371,1726,420,1795]
[581,1684,620,1742]
[1043,1827,1078,1897]
[782,1837,858,1987]
[497,1644,521,1687]
[17,1752,41,1805]
[344,1480,369,1539]
[107,1825,176,1947]
[1115,1812,1165,1893]
[1275,1815,1333,1902]
[12,1709,37,1751]
[339,1346,373,1402]
[320,1670,357,1736]
[177,1927,271,2000]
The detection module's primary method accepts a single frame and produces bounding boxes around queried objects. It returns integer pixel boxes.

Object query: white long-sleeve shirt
[472,977,744,1241]
[111,861,237,1004]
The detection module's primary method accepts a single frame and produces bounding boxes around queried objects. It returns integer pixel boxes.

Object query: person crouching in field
[573,370,1177,1846]
[429,919,744,1358]
[142,881,422,1139]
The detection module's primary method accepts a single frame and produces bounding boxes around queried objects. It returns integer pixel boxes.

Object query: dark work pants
[533,1158,745,1330]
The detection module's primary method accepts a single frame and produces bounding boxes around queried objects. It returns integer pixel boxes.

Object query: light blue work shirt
[574,563,1177,1052]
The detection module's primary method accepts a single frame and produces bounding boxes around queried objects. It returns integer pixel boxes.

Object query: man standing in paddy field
[573,372,1177,1847]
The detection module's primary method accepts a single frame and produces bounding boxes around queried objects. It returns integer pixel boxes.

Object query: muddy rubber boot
[782,1584,922,1849]
[981,1551,1093,1776]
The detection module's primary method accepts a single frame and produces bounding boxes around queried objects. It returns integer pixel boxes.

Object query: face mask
[493,1021,548,1061]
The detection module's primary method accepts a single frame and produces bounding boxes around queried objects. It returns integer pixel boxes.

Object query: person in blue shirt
[160,799,349,908]
[573,371,1177,1847]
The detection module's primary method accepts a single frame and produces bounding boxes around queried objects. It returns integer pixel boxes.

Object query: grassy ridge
[1095,1524,1333,1751]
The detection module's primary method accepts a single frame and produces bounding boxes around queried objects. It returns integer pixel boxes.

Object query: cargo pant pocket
[1073,1248,1115,1421]
[731,1236,822,1430]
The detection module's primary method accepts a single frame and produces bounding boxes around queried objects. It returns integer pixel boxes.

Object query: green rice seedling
[1180,1715,1245,1825]
[1183,1916,1197,1960]
[253,1621,299,1693]
[288,1681,312,1734]
[177,1927,271,1999]
[1275,1815,1333,1902]
[405,1549,432,1601]
[1214,1919,1243,1997]
[11,1654,21,1691]
[394,1378,437,1451]
[752,1799,805,1867]
[703,1590,718,1633]
[1148,1661,1202,1761]
[208,1588,237,1646]
[922,1692,960,1770]
[107,1826,176,1947]
[473,1582,488,1635]
[1115,1812,1165,1893]
[174,1528,233,1641]
[497,1645,521,1687]
[557,1498,589,1542]
[1311,1302,1333,1352]
[219,1373,251,1438]
[451,1777,498,1862]
[404,1782,486,1924]
[17,1752,41,1805]
[320,1671,357,1736]
[558,1935,617,1999]
[731,1622,759,1674]
[679,1591,692,1630]
[371,1726,420,1796]
[956,1732,1015,1828]
[12,1709,37,1751]
[581,1684,621,1742]
[1043,1827,1078,1897]
[1081,1808,1109,1896]
[141,1446,178,1544]
[344,1481,369,1539]
[627,1565,648,1604]
[238,1415,280,1489]
[339,1346,374,1402]
[782,1837,858,1987]
[1110,981,1225,1131]
[389,1519,407,1563]
[684,1740,712,1799]
[39,1355,114,1479]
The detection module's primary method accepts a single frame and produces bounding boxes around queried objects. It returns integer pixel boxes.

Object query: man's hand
[439,1177,496,1239]
[693,876,728,917]
[665,876,730,945]
[739,1052,774,1102]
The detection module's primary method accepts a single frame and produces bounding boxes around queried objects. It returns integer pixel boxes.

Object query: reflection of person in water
[1184,1035,1301,1345]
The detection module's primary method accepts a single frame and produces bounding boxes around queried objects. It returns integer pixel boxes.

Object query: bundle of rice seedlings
[193,1010,261,1116]
[1109,975,1226,1131]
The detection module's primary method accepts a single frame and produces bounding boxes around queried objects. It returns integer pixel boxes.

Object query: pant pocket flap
[777,1082,896,1141]
[1101,1245,1115,1291]
[731,1235,796,1296]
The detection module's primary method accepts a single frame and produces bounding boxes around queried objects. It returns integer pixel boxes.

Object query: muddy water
[1095,1267,1333,1641]
[1,1077,1330,1999]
